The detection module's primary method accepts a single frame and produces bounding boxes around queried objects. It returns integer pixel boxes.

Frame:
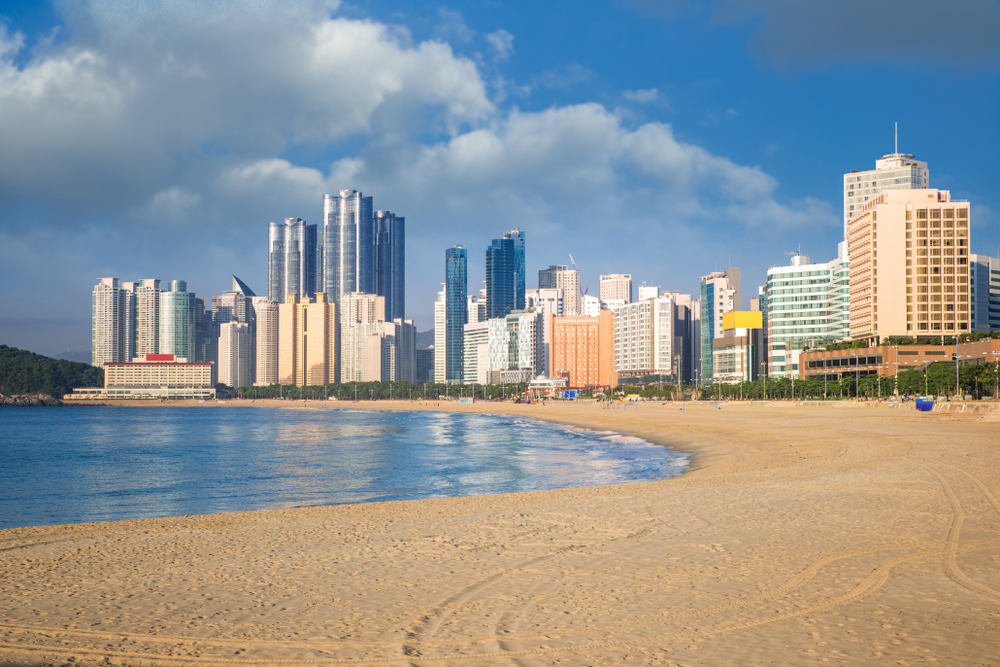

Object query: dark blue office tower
[445,246,467,383]
[374,210,405,321]
[486,237,515,319]
[504,228,525,311]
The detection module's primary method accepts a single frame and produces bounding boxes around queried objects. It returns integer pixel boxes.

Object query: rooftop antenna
[895,121,898,154]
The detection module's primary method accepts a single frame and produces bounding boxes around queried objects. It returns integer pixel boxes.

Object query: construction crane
[568,253,577,271]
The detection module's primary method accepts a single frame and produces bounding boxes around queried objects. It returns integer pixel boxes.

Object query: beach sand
[1,400,999,666]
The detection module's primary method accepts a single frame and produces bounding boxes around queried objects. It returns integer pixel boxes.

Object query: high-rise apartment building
[218,322,252,389]
[434,289,446,383]
[277,293,338,386]
[374,210,405,322]
[253,297,278,386]
[415,347,435,385]
[268,217,319,304]
[323,190,374,306]
[534,288,563,377]
[600,274,632,304]
[194,297,214,364]
[212,276,256,380]
[699,269,740,385]
[762,247,849,378]
[445,246,468,383]
[385,318,417,384]
[340,292,386,383]
[159,280,196,362]
[844,149,928,238]
[539,265,581,316]
[131,279,161,358]
[91,277,135,367]
[849,189,970,340]
[550,310,616,389]
[970,254,1000,333]
[614,294,684,384]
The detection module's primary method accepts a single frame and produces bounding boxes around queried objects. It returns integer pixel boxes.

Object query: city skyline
[2,0,998,356]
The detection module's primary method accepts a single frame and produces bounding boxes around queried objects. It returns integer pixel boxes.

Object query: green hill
[0,345,104,397]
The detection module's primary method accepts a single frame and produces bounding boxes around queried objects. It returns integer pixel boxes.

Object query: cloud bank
[0,0,838,351]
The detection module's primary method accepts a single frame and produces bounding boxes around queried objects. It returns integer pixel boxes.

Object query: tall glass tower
[486,237,515,319]
[268,218,318,303]
[504,228,525,311]
[445,246,468,383]
[160,280,196,360]
[374,210,405,321]
[323,190,374,306]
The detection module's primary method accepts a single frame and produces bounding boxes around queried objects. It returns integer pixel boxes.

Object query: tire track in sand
[915,462,1000,602]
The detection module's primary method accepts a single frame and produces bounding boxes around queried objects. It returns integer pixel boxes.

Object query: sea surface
[0,406,690,529]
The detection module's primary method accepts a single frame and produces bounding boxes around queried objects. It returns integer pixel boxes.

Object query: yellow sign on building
[722,311,763,330]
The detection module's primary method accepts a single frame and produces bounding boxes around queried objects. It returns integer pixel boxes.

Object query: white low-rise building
[71,353,215,400]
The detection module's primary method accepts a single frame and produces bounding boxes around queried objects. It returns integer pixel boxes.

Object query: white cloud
[623,88,659,104]
[0,0,491,223]
[0,0,847,341]
[487,30,515,61]
[144,187,202,222]
[219,102,835,252]
[435,8,475,43]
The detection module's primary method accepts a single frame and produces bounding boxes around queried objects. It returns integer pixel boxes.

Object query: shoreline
[2,401,999,666]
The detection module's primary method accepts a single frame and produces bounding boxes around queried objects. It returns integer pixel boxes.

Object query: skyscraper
[762,248,849,378]
[218,322,252,389]
[599,274,632,305]
[213,276,256,381]
[844,147,928,239]
[194,297,214,364]
[504,228,525,311]
[434,288,446,383]
[160,280,196,361]
[277,293,338,386]
[970,254,1000,333]
[132,279,161,358]
[699,269,740,385]
[848,189,970,340]
[445,246,468,383]
[340,292,386,383]
[539,265,581,316]
[486,237,515,319]
[253,297,278,386]
[91,278,135,367]
[374,210,405,321]
[323,190,374,307]
[268,217,319,304]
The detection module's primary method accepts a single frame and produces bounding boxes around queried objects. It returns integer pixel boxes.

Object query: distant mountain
[415,329,434,349]
[52,350,91,364]
[0,345,103,397]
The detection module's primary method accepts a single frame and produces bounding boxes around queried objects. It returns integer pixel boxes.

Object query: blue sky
[2,0,998,356]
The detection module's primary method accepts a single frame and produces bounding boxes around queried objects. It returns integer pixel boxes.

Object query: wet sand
[1,400,999,666]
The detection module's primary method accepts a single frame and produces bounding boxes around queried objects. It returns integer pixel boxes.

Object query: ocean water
[0,407,689,529]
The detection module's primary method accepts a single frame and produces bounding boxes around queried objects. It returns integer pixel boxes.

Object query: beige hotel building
[278,293,338,386]
[848,188,970,342]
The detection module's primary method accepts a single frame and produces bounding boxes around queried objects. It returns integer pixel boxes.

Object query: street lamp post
[855,352,860,399]
[955,335,961,399]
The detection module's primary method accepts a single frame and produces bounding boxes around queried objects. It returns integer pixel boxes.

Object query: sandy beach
[1,400,999,666]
